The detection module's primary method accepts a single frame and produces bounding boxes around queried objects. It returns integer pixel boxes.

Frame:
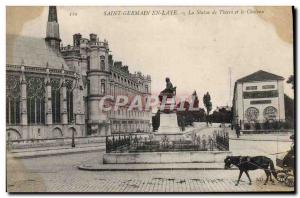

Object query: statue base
[154,112,185,141]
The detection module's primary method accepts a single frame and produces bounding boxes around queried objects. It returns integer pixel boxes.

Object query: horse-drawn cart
[275,135,295,187]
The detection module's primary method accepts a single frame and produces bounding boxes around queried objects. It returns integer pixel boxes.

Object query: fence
[106,131,230,153]
[214,130,229,151]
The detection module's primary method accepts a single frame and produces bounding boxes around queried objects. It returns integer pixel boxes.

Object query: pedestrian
[235,124,240,138]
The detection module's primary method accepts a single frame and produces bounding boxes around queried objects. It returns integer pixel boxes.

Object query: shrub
[283,120,294,129]
[244,123,250,130]
[263,121,270,130]
[255,122,261,130]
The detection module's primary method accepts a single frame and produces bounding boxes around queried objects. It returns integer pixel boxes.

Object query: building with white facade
[232,70,285,130]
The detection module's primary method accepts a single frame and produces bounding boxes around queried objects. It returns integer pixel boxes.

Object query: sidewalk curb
[10,143,105,154]
[77,166,237,171]
[11,147,105,159]
[77,165,238,171]
[229,138,292,142]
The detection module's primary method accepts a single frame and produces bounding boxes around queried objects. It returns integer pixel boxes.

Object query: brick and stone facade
[6,6,151,140]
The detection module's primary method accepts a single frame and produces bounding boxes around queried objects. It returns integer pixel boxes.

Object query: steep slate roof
[236,70,284,83]
[6,34,71,70]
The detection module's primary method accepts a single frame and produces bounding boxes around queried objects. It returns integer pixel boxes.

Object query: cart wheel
[284,174,294,187]
[276,170,287,183]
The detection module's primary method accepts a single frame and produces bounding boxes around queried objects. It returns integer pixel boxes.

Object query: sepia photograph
[5,5,295,193]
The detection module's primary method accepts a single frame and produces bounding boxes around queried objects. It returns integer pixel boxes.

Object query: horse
[224,156,277,186]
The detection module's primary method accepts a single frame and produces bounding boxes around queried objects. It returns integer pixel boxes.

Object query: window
[145,85,149,93]
[6,75,21,125]
[262,85,275,89]
[243,90,278,99]
[246,86,257,90]
[245,107,259,122]
[27,76,45,124]
[100,59,105,71]
[113,85,116,98]
[51,78,61,124]
[87,79,91,95]
[263,106,277,120]
[250,100,271,105]
[87,56,90,71]
[66,80,74,123]
[101,79,106,94]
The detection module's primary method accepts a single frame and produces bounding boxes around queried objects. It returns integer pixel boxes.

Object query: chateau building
[6,6,151,140]
[232,70,285,130]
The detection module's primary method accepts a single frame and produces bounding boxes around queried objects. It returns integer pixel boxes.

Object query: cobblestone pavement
[7,154,46,192]
[7,151,294,192]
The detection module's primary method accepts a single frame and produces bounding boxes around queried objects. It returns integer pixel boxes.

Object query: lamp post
[71,72,79,148]
[71,117,76,148]
[7,132,11,151]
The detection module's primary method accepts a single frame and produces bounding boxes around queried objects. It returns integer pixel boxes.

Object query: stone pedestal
[157,113,181,133]
[154,94,185,141]
[154,112,185,141]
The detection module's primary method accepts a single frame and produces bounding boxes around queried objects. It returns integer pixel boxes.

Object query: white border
[1,0,298,197]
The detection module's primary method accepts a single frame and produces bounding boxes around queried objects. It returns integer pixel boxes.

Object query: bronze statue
[159,77,176,104]
[161,77,176,95]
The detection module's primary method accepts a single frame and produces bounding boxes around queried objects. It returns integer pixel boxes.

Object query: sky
[8,6,294,109]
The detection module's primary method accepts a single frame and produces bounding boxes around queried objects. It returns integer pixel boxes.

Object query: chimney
[73,33,82,47]
[114,61,122,67]
[89,33,97,42]
[108,55,113,66]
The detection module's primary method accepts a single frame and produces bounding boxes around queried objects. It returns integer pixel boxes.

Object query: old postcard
[6,6,295,193]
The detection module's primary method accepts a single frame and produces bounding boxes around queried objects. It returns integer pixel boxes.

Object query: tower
[87,34,111,136]
[45,6,61,52]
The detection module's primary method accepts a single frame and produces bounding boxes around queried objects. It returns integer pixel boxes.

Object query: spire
[45,6,61,52]
[48,6,58,22]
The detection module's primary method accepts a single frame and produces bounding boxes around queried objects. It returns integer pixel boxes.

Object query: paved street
[7,126,294,192]
[7,150,293,192]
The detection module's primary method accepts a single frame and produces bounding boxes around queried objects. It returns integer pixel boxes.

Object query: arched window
[245,107,259,122]
[6,75,21,125]
[52,127,63,138]
[51,78,61,124]
[27,76,45,124]
[66,79,74,123]
[263,106,278,121]
[7,129,21,140]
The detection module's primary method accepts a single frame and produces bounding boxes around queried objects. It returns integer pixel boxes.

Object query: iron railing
[106,130,229,153]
